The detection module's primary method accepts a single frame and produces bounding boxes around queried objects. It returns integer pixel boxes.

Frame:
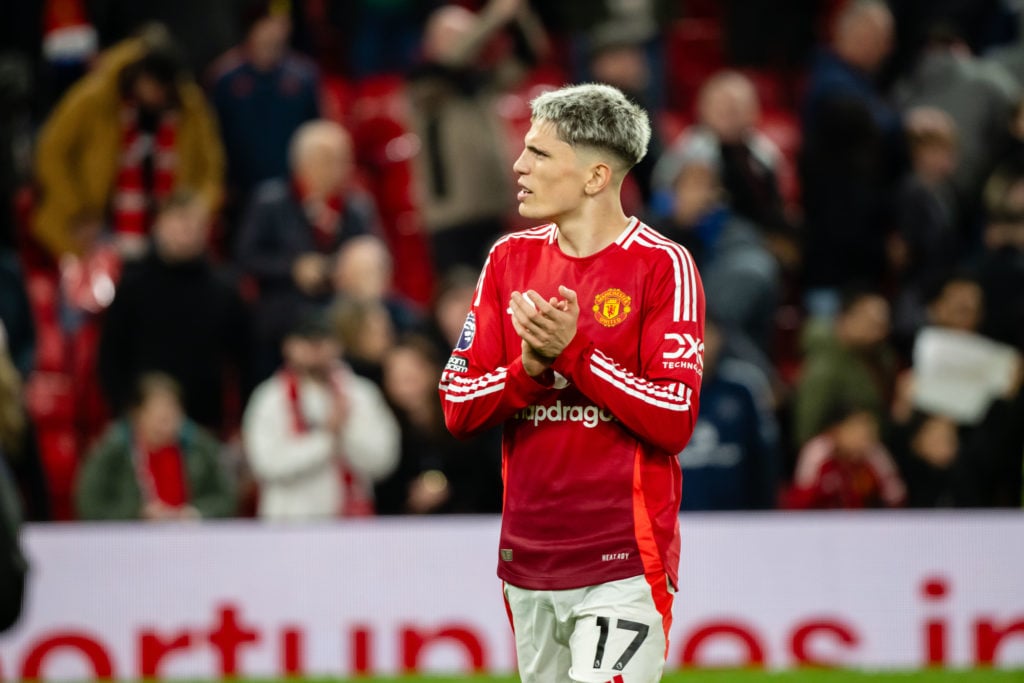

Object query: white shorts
[503,574,674,683]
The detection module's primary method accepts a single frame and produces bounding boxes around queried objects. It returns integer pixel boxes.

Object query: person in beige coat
[32,25,224,259]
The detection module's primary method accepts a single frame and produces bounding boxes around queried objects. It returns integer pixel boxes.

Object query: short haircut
[157,187,202,215]
[288,119,350,171]
[530,83,651,170]
[838,284,884,317]
[132,372,183,410]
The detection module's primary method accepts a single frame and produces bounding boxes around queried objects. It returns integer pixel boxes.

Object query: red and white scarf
[282,367,375,517]
[114,106,178,236]
[291,178,345,252]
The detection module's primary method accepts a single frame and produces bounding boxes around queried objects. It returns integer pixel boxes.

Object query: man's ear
[583,162,614,196]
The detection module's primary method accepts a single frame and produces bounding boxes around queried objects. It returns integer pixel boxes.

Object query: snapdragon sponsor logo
[514,401,616,429]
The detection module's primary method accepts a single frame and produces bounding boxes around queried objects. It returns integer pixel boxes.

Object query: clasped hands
[509,286,579,377]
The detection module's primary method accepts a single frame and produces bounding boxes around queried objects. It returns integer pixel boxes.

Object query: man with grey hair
[440,83,706,682]
[236,119,381,380]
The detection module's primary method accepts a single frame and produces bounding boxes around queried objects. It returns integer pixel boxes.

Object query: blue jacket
[679,359,779,511]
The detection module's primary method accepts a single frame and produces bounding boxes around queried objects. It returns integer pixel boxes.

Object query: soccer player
[439,83,705,683]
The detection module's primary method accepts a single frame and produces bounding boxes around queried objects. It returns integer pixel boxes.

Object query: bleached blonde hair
[530,83,651,170]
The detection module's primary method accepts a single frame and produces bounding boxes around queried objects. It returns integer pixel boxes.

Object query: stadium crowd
[0,0,1022,522]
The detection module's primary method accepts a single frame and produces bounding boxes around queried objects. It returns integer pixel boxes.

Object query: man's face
[672,163,720,227]
[154,200,209,262]
[699,83,755,144]
[513,120,590,223]
[135,390,183,448]
[929,281,983,332]
[833,411,879,459]
[297,138,353,198]
[133,74,171,111]
[840,296,890,349]
[284,336,339,377]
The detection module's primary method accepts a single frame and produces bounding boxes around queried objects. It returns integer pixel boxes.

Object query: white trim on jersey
[627,226,698,323]
[441,367,508,404]
[444,382,506,403]
[443,368,509,395]
[473,225,556,307]
[613,217,643,246]
[589,351,692,412]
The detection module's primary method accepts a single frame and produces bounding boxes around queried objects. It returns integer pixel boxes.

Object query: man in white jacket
[243,313,399,520]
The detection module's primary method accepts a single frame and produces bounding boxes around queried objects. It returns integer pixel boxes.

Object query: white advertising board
[0,513,1022,680]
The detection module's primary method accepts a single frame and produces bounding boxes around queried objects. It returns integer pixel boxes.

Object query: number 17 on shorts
[505,574,671,683]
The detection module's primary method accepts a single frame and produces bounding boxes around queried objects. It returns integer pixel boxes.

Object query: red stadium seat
[665,18,725,116]
[758,108,802,209]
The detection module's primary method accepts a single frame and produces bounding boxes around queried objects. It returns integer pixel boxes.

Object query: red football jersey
[439,219,706,590]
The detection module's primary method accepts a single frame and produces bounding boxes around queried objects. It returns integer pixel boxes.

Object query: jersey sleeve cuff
[551,332,593,381]
[506,356,558,402]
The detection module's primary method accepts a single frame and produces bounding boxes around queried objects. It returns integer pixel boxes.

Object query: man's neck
[554,197,630,258]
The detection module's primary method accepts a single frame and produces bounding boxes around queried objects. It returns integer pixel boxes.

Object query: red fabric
[114,107,178,235]
[291,178,344,252]
[281,369,375,516]
[144,444,188,508]
[439,220,706,590]
[786,435,906,509]
[44,0,88,34]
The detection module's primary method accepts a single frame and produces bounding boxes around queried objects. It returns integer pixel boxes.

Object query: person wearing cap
[241,311,399,520]
[657,141,781,360]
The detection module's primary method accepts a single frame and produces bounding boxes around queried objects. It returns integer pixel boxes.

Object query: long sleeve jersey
[439,219,705,590]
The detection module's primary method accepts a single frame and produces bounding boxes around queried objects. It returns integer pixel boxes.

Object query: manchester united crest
[593,288,632,327]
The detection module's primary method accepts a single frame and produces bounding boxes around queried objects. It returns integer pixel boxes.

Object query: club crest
[593,288,632,327]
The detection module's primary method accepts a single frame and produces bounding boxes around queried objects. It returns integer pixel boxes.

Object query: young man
[439,84,705,683]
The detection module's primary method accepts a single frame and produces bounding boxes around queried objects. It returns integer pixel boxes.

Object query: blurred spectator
[659,144,781,357]
[987,97,1024,189]
[550,0,675,111]
[678,318,779,511]
[407,0,548,274]
[0,321,49,521]
[242,313,398,520]
[587,35,663,204]
[89,0,256,76]
[892,412,978,507]
[0,252,35,379]
[32,25,224,261]
[75,373,237,521]
[897,273,1024,506]
[236,119,380,380]
[800,0,903,313]
[98,190,251,436]
[331,235,424,336]
[208,0,320,225]
[0,52,32,249]
[894,25,1019,225]
[786,403,905,509]
[975,168,1024,349]
[655,71,791,240]
[0,452,27,633]
[907,275,1021,426]
[428,265,480,357]
[792,288,896,448]
[378,336,503,514]
[889,107,961,348]
[329,297,396,386]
